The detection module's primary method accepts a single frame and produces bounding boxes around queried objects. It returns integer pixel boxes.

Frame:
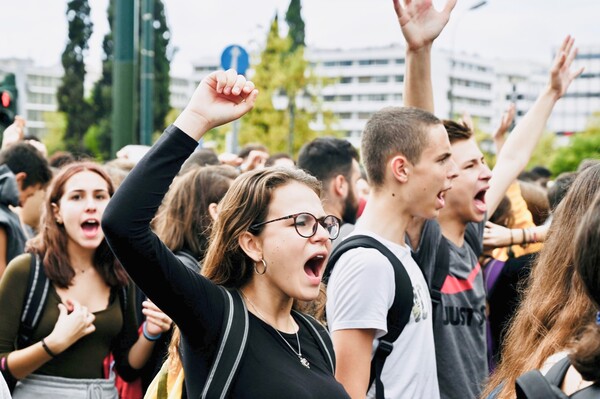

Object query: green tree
[550,117,600,174]
[240,14,338,156]
[42,111,68,155]
[152,0,171,133]
[57,0,94,154]
[285,0,305,52]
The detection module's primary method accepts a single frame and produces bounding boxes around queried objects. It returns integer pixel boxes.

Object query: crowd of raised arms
[0,1,598,398]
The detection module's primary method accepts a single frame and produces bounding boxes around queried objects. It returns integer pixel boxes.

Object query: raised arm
[394,0,456,112]
[485,36,583,216]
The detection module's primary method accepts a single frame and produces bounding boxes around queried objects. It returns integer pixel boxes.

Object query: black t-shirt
[103,125,349,399]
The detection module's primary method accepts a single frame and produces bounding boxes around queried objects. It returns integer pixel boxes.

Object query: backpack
[174,250,200,273]
[323,235,413,399]
[322,228,481,399]
[0,253,129,392]
[145,287,335,399]
[515,356,600,398]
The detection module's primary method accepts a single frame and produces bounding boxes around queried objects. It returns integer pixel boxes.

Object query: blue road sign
[220,45,250,76]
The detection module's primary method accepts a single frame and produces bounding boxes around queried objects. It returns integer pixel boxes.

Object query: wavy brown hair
[152,165,238,260]
[570,191,600,381]
[483,164,600,399]
[26,161,129,289]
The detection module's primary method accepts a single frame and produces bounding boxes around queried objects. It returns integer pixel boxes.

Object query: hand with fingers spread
[142,300,173,336]
[493,103,516,153]
[174,69,259,140]
[393,0,457,51]
[548,35,584,100]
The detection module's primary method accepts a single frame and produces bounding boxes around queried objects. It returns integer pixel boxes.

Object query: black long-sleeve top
[102,125,349,398]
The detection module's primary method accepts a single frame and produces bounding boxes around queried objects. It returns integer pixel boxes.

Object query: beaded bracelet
[41,338,57,358]
[142,321,162,341]
[509,229,514,246]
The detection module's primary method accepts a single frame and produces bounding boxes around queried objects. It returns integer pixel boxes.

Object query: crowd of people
[0,0,598,398]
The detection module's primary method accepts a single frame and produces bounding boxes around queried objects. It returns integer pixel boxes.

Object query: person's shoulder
[2,252,34,285]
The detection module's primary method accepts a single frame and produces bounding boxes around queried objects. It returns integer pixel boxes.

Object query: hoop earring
[254,259,267,275]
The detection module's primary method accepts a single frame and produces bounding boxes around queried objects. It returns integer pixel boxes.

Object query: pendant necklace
[240,291,310,369]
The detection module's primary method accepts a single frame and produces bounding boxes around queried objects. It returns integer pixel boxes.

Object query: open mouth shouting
[436,186,452,209]
[304,253,327,286]
[81,219,101,238]
[473,186,489,214]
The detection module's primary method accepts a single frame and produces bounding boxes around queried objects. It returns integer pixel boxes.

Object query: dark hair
[530,165,552,179]
[153,165,239,260]
[361,106,438,188]
[0,142,52,189]
[570,191,600,381]
[442,120,473,144]
[27,162,129,289]
[297,137,358,185]
[179,148,220,174]
[489,195,514,228]
[518,170,539,183]
[547,171,578,211]
[48,151,77,169]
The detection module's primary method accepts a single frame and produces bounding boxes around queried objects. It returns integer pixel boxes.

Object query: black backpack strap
[175,250,200,273]
[325,235,413,399]
[515,369,568,399]
[292,311,335,374]
[545,357,572,386]
[17,253,50,348]
[429,236,449,314]
[465,222,483,258]
[201,287,249,399]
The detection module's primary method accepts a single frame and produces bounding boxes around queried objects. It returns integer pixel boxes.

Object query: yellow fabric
[144,358,185,399]
[492,181,544,261]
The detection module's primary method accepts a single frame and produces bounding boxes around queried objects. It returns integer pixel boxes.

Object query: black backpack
[516,356,600,399]
[323,227,482,399]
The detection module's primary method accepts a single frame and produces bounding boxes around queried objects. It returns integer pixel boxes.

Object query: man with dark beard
[297,137,361,247]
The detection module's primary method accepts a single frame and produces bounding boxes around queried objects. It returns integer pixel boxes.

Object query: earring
[56,218,63,225]
[254,259,267,275]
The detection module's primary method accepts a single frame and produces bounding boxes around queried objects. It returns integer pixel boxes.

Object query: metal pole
[288,101,295,156]
[140,0,154,146]
[112,0,137,156]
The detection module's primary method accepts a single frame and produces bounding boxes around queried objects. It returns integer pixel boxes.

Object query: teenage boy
[326,105,458,399]
[0,142,52,277]
[297,137,362,245]
[395,0,583,397]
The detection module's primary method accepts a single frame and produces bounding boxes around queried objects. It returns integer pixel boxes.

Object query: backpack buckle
[430,288,442,305]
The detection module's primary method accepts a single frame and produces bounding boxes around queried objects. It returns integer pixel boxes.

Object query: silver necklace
[240,291,310,369]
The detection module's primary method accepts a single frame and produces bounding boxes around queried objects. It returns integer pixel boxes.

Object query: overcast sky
[2,0,599,76]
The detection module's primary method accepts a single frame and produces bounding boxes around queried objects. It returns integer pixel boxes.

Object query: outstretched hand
[393,0,456,51]
[175,69,259,139]
[548,36,584,99]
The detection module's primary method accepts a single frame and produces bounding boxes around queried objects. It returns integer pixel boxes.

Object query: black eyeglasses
[249,212,341,240]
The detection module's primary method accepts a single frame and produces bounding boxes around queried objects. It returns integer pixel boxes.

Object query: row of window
[323,93,403,102]
[450,78,491,90]
[321,58,405,67]
[337,75,404,84]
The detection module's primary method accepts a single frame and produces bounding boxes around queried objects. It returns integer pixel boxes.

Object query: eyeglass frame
[248,212,341,240]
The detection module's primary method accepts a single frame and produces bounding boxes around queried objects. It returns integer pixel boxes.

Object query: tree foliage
[550,114,600,174]
[240,9,339,157]
[57,0,93,155]
[285,0,305,52]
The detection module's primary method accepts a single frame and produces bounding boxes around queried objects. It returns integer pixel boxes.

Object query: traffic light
[0,73,17,131]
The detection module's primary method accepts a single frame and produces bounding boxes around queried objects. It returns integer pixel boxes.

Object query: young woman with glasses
[102,70,350,398]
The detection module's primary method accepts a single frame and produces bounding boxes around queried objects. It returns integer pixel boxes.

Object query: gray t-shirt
[408,219,487,399]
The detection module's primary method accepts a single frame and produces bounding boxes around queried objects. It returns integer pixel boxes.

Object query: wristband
[532,230,538,243]
[41,338,57,358]
[142,321,162,341]
[509,229,514,246]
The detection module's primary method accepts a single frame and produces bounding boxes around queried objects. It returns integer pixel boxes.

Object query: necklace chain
[240,291,310,369]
